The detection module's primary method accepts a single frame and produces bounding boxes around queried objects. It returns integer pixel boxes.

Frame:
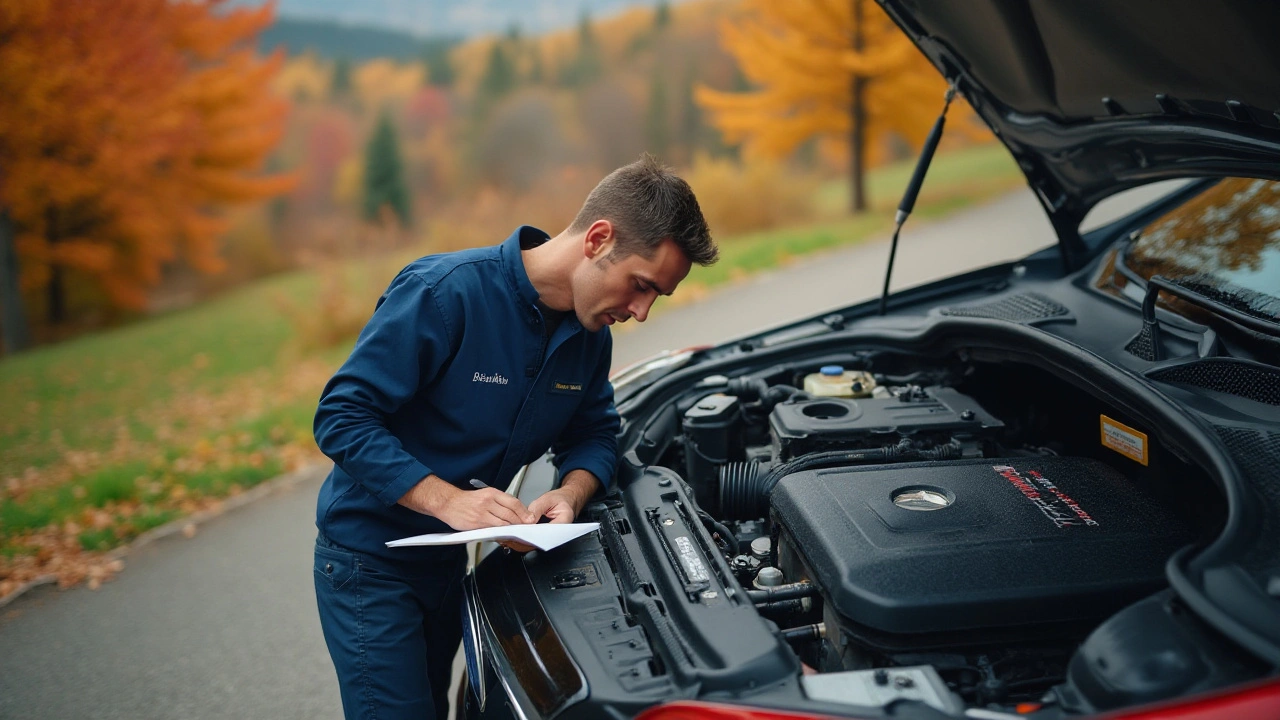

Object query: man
[312,154,717,720]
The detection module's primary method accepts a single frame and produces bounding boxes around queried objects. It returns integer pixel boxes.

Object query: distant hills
[249,1,677,59]
[242,0,672,39]
[257,18,454,61]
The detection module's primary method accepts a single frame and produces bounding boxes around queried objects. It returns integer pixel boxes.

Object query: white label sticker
[673,535,709,583]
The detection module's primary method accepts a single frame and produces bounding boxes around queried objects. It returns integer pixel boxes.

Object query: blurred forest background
[0,0,1020,597]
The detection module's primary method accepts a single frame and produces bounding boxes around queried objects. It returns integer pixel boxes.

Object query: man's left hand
[499,470,600,552]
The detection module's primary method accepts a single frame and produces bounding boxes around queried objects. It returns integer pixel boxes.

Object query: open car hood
[877,0,1280,269]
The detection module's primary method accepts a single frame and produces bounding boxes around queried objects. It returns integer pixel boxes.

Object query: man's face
[571,234,693,333]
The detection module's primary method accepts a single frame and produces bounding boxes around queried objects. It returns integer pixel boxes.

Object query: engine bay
[607,347,1250,716]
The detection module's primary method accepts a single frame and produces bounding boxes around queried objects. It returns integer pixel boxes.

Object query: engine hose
[780,623,825,643]
[696,509,740,556]
[746,581,817,604]
[718,461,767,520]
[756,598,807,615]
[725,378,805,410]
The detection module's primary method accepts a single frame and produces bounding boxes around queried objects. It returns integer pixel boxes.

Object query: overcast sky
[240,0,675,38]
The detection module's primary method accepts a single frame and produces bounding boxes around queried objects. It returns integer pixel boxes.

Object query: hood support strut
[880,82,959,315]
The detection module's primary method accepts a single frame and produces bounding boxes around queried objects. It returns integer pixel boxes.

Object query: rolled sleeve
[313,273,453,506]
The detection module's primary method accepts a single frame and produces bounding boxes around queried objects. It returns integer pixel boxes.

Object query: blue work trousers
[314,534,467,720]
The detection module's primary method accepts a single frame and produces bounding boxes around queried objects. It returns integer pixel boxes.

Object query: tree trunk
[0,209,30,354]
[46,206,65,326]
[850,0,867,214]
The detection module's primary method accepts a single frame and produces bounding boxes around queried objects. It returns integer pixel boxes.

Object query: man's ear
[583,219,614,260]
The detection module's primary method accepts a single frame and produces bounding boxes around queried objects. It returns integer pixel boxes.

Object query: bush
[683,154,819,237]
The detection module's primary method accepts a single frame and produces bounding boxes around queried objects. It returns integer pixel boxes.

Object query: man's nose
[629,296,655,323]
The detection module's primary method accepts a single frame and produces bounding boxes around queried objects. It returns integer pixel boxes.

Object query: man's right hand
[398,474,534,530]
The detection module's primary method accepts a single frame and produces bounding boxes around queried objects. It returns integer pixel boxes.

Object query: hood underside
[878,0,1280,265]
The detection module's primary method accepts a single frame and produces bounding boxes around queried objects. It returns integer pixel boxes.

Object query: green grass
[813,143,1022,215]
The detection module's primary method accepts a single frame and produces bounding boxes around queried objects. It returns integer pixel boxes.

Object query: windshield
[1122,178,1280,321]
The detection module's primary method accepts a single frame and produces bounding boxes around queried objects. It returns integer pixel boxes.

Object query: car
[459,1,1280,718]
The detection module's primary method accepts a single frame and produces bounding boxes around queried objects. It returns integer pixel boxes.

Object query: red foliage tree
[0,0,295,330]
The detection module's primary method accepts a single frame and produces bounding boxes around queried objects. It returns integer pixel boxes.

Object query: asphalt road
[0,185,1160,720]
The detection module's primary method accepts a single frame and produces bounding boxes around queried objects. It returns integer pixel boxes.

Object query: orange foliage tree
[696,0,985,213]
[0,0,294,335]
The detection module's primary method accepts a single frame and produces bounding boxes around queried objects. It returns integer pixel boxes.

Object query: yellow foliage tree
[272,54,332,103]
[354,60,425,111]
[696,0,987,213]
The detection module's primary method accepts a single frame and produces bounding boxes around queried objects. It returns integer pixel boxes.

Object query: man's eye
[634,282,646,293]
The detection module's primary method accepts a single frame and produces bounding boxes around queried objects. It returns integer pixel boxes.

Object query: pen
[470,478,551,524]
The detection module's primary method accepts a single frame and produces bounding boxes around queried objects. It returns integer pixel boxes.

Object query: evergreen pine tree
[561,11,601,86]
[331,56,352,97]
[646,71,669,156]
[655,0,671,30]
[478,42,515,100]
[421,41,455,87]
[362,112,411,226]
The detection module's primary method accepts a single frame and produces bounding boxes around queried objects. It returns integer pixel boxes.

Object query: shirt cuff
[374,459,433,507]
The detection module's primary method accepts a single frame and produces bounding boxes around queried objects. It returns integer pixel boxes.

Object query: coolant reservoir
[803,365,876,398]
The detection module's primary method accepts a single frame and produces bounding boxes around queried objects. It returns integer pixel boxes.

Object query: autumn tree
[696,0,983,213]
[0,0,293,339]
[363,113,412,227]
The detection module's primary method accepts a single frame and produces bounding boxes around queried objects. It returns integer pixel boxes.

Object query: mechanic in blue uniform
[311,155,718,720]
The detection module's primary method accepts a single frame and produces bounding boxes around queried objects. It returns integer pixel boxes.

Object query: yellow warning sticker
[1101,415,1149,466]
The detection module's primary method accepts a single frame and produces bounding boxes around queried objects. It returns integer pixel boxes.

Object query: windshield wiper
[1126,274,1280,361]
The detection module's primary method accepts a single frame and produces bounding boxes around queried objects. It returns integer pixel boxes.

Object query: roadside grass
[0,142,1023,595]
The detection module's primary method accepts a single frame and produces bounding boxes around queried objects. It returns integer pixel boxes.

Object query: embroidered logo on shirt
[552,381,583,393]
[473,372,509,385]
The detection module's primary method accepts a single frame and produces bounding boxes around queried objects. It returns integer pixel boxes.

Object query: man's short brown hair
[569,154,717,266]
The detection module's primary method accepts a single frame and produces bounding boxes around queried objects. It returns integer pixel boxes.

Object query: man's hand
[502,470,600,552]
[398,475,533,531]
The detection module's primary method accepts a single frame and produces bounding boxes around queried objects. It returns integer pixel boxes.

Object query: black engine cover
[770,457,1192,635]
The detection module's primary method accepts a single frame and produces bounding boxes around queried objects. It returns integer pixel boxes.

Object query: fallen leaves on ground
[0,359,333,602]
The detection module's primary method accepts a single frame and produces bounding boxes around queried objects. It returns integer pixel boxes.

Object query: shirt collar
[499,225,586,334]
[500,225,548,309]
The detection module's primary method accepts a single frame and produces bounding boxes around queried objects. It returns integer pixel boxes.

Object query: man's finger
[489,490,531,515]
[545,504,574,523]
[527,495,552,520]
[485,503,526,526]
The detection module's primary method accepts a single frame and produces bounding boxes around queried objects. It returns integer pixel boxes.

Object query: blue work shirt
[313,226,619,561]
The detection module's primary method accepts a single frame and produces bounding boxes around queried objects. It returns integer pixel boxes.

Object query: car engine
[656,356,1204,707]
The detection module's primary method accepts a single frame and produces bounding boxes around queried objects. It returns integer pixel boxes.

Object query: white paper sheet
[386,522,601,552]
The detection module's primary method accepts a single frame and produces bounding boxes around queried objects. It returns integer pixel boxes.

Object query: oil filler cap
[892,487,952,511]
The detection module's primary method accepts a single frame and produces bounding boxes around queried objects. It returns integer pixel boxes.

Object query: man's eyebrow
[638,275,671,296]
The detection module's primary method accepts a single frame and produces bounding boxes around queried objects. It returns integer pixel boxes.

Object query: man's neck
[521,231,576,312]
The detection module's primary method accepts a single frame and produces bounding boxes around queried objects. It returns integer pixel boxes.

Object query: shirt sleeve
[551,331,620,490]
[313,272,455,506]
